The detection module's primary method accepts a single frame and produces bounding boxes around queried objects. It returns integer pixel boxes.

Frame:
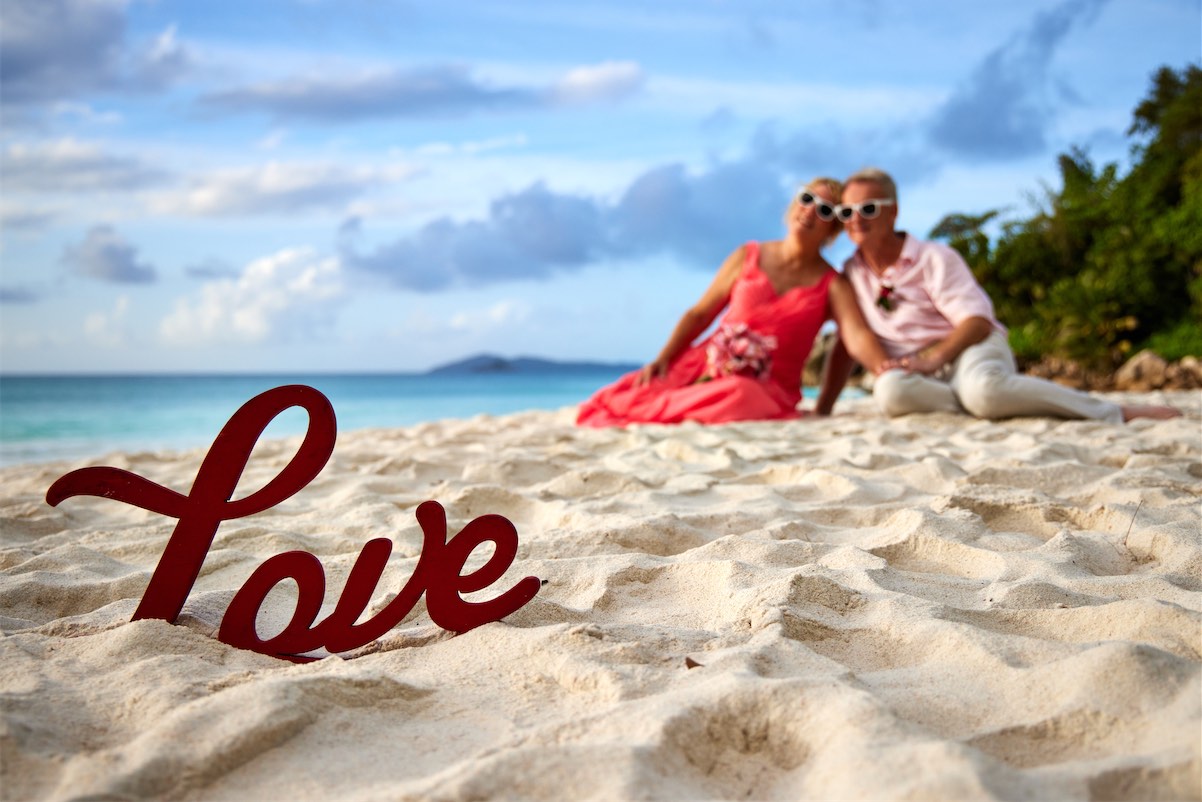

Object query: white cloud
[155,161,420,217]
[200,64,542,121]
[199,59,645,122]
[160,248,344,345]
[552,61,644,104]
[1,139,167,193]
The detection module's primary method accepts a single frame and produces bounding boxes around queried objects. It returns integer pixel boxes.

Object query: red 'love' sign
[45,384,541,662]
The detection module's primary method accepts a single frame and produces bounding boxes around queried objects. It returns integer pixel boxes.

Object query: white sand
[2,390,1200,801]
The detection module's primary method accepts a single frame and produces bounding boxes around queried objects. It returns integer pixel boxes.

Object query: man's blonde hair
[843,167,897,202]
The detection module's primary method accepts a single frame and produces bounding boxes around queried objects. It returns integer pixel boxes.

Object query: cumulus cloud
[160,248,344,345]
[1,139,168,193]
[347,3,1112,296]
[200,61,643,122]
[341,153,798,291]
[0,0,189,106]
[926,0,1110,160]
[341,182,608,291]
[610,159,785,263]
[157,161,419,217]
[339,99,970,294]
[62,225,157,283]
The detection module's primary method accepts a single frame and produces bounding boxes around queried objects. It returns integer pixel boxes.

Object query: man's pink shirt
[843,233,1006,359]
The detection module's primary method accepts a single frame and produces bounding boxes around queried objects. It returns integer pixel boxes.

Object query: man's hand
[887,317,992,376]
[884,351,944,375]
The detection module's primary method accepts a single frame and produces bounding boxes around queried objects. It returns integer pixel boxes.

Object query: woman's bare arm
[637,245,747,384]
[815,337,855,416]
[828,276,887,375]
[814,278,887,413]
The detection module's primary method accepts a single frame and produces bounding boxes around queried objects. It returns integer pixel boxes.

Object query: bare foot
[1121,404,1183,422]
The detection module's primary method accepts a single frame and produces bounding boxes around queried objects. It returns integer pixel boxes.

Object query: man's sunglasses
[797,190,837,221]
[835,198,895,221]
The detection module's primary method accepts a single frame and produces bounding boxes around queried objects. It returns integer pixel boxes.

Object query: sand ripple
[2,392,1199,800]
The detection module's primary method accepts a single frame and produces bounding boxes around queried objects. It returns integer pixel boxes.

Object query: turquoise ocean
[0,371,626,467]
[0,372,835,467]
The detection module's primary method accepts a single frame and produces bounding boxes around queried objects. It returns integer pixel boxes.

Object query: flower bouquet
[701,323,777,382]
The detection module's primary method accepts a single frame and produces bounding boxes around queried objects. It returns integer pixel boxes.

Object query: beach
[1,389,1199,801]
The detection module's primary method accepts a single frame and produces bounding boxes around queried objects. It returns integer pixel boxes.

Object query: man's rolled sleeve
[923,241,1003,331]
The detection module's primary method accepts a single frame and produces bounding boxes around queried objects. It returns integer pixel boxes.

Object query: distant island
[426,354,640,376]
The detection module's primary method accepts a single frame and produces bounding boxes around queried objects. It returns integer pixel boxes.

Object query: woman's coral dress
[576,242,835,427]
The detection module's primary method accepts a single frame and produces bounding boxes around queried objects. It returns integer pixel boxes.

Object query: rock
[802,331,836,387]
[1020,355,1104,390]
[1114,350,1169,391]
[802,330,869,392]
[1164,355,1202,389]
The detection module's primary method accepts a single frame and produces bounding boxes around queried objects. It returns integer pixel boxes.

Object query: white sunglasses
[797,190,837,221]
[835,198,894,221]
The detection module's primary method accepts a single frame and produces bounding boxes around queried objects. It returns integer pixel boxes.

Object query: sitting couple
[576,167,1179,427]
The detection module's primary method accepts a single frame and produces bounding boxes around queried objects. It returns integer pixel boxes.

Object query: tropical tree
[930,64,1202,367]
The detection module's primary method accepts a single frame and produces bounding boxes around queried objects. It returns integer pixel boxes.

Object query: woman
[576,178,888,427]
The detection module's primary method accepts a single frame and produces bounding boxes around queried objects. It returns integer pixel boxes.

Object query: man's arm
[888,315,992,374]
[898,242,997,374]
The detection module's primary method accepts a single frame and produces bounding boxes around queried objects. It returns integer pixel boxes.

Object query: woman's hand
[635,358,670,386]
[634,244,746,389]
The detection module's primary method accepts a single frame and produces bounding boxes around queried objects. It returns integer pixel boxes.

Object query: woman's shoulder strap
[742,241,765,274]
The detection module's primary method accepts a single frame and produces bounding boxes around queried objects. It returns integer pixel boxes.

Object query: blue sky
[2,0,1198,374]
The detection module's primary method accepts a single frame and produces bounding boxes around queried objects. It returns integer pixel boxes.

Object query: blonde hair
[843,167,897,202]
[790,176,844,247]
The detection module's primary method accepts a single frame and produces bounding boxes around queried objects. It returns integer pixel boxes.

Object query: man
[815,167,1179,422]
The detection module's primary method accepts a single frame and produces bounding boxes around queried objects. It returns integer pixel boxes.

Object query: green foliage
[928,210,1000,267]
[1144,318,1202,362]
[930,64,1202,369]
